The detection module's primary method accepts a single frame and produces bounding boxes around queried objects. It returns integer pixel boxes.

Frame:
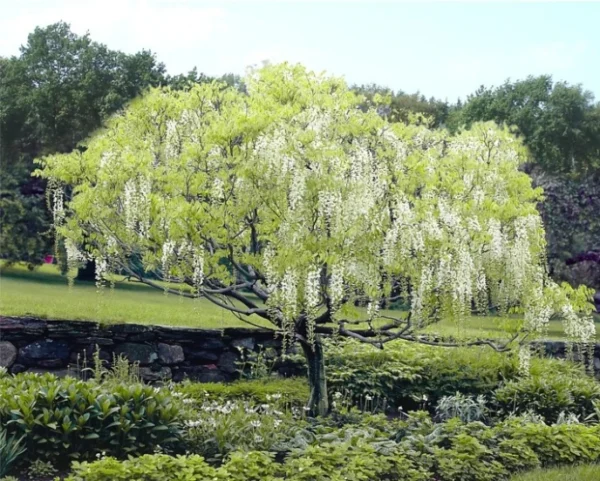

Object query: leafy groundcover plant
[60,414,600,481]
[0,372,184,466]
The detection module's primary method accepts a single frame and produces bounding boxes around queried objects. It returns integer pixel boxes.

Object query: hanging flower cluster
[123,177,151,238]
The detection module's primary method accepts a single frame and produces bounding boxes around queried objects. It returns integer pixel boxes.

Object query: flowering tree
[37,64,595,415]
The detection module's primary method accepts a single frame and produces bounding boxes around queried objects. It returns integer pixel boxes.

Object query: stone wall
[1,316,599,381]
[0,317,303,382]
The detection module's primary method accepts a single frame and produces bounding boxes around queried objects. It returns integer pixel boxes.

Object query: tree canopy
[457,75,600,177]
[0,22,166,266]
[37,63,596,414]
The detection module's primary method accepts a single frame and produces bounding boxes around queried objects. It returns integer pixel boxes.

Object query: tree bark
[300,335,329,417]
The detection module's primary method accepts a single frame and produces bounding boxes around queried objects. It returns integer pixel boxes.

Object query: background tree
[352,83,449,127]
[37,64,596,415]
[458,76,600,176]
[0,22,166,272]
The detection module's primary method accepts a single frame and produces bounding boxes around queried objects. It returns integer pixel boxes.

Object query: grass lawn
[1,262,598,339]
[511,464,600,481]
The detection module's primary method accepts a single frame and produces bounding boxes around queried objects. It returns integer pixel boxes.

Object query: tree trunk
[300,335,329,417]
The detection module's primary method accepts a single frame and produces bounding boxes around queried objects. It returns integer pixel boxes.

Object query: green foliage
[27,459,58,478]
[435,392,488,423]
[352,83,449,127]
[493,370,600,423]
[325,338,600,417]
[457,76,600,176]
[0,21,167,265]
[65,454,222,481]
[510,464,600,481]
[0,373,183,465]
[182,398,310,462]
[175,377,309,408]
[223,451,279,481]
[495,420,600,467]
[324,338,518,411]
[433,433,506,481]
[0,428,26,478]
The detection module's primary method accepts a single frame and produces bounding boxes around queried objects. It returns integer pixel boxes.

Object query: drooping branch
[314,324,521,352]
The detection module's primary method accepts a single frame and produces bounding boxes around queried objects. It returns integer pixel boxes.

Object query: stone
[47,320,95,338]
[259,338,281,349]
[0,317,47,341]
[183,348,219,363]
[37,358,67,368]
[232,337,255,351]
[218,351,240,374]
[181,366,229,383]
[113,343,158,365]
[70,345,111,365]
[109,324,151,341]
[18,339,70,366]
[74,337,114,346]
[158,343,184,365]
[0,341,18,367]
[10,363,27,374]
[139,366,172,382]
[27,368,71,378]
[129,332,157,342]
[156,327,219,343]
[198,337,226,350]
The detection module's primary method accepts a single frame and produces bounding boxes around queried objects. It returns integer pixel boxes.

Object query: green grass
[0,262,597,339]
[511,464,600,481]
[0,263,272,328]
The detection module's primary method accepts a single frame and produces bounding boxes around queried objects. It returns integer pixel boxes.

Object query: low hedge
[61,418,600,481]
[0,372,184,466]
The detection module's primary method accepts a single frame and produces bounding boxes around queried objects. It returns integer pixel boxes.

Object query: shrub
[0,428,25,478]
[284,440,428,481]
[435,392,488,423]
[27,459,58,478]
[183,399,311,461]
[0,373,183,465]
[325,339,600,418]
[495,420,600,466]
[222,451,279,481]
[65,454,222,481]
[493,370,600,423]
[175,377,309,408]
[324,339,519,412]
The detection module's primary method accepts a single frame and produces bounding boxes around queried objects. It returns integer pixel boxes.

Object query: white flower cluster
[165,120,181,161]
[161,240,176,275]
[562,304,596,343]
[94,256,108,289]
[328,264,345,311]
[123,177,151,237]
[192,247,205,291]
[52,185,64,226]
[518,345,531,376]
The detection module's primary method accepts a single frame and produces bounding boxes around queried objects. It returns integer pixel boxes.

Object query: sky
[1,0,599,103]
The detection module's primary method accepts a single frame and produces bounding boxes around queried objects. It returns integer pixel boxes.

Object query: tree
[352,83,449,127]
[0,22,166,269]
[458,76,600,176]
[37,64,595,415]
